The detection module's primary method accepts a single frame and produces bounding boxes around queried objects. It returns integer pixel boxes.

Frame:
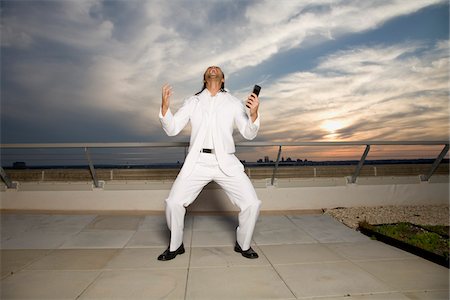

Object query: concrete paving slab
[85,215,143,230]
[1,226,27,244]
[314,292,411,299]
[104,248,189,269]
[138,215,193,231]
[325,240,415,261]
[78,269,187,299]
[355,258,449,291]
[259,243,346,265]
[275,261,394,298]
[192,215,238,232]
[0,270,100,299]
[1,249,51,279]
[287,214,334,227]
[1,214,48,226]
[137,215,168,231]
[186,266,295,299]
[288,214,369,243]
[255,215,298,231]
[1,230,77,249]
[253,227,317,245]
[126,229,192,248]
[125,229,169,248]
[1,214,46,235]
[30,215,95,232]
[403,290,450,300]
[25,249,119,270]
[1,214,91,245]
[190,246,269,268]
[59,230,135,249]
[191,229,236,247]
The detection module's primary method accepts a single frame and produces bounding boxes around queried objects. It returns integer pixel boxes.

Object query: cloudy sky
[1,0,448,163]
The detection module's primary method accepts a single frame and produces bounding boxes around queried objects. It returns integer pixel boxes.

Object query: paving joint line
[257,240,297,299]
[183,215,195,300]
[75,270,103,299]
[285,215,320,243]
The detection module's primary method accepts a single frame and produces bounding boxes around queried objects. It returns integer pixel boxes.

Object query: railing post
[420,144,449,182]
[271,146,282,186]
[0,167,17,189]
[349,145,370,184]
[85,147,101,188]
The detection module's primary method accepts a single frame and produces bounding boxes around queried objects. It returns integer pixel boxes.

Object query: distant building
[13,161,27,169]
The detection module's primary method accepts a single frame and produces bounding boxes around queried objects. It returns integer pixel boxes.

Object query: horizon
[5,157,448,169]
[1,143,448,168]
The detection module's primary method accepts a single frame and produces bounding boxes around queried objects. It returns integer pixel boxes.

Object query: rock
[324,205,449,229]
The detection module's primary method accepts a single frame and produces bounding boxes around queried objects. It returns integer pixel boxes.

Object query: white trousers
[165,152,261,251]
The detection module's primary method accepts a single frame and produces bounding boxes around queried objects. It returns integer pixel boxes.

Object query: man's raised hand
[161,84,172,117]
[246,92,259,123]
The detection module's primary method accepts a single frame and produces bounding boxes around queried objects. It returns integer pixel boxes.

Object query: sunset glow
[321,120,345,134]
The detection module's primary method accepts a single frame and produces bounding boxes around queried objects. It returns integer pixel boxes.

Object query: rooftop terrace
[1,212,449,299]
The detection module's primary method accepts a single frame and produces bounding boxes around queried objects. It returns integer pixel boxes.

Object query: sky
[1,0,449,164]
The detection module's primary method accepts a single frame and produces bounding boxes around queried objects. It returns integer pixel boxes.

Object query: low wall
[1,175,448,213]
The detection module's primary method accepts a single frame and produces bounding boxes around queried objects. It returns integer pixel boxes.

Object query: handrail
[0,140,448,148]
[0,141,448,188]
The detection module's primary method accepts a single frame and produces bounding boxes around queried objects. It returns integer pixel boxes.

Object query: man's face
[204,66,224,82]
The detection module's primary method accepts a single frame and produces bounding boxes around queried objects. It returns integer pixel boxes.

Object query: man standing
[158,66,261,261]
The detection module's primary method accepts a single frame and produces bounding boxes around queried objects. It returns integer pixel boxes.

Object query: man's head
[195,66,226,95]
[203,66,225,89]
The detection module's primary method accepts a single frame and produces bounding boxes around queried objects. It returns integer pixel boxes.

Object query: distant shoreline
[6,158,448,170]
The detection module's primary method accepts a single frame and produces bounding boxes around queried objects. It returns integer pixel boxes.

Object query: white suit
[159,89,261,251]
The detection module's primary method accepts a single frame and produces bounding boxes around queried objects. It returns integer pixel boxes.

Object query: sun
[321,120,344,133]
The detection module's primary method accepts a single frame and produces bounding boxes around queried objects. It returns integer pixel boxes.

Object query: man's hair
[195,70,226,95]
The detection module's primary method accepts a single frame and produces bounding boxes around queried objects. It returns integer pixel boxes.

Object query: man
[158,66,261,261]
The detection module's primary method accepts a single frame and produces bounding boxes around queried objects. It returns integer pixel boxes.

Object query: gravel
[325,205,449,229]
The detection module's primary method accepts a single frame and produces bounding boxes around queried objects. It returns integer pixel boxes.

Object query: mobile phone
[247,85,261,108]
[252,84,261,96]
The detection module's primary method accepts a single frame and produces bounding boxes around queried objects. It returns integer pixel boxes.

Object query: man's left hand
[246,93,259,123]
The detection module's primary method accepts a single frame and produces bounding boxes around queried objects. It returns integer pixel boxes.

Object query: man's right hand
[161,84,172,117]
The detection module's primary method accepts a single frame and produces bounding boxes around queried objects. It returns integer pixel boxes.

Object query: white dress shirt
[202,91,218,149]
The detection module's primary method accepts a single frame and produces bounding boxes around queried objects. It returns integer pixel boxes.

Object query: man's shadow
[186,181,239,231]
[154,181,239,245]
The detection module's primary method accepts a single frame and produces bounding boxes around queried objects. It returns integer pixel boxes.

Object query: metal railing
[1,141,448,188]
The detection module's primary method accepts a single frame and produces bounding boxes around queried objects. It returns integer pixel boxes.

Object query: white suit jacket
[159,89,260,178]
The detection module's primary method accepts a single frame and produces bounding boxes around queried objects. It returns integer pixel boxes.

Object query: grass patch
[358,221,449,262]
[419,225,449,238]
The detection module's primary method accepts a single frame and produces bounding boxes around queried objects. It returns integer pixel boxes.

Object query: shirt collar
[203,88,224,98]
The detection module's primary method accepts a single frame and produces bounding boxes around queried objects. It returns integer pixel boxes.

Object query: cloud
[260,40,449,142]
[1,0,447,147]
[1,0,114,50]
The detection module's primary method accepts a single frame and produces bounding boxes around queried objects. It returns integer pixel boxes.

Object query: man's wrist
[250,111,258,123]
[161,105,169,117]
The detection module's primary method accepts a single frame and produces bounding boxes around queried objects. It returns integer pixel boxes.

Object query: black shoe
[234,242,259,259]
[157,244,185,261]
